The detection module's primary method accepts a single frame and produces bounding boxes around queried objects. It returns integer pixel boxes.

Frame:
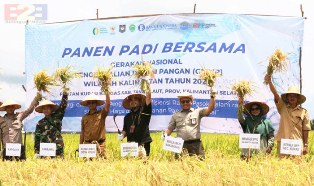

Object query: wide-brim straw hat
[0,99,21,111]
[80,94,105,106]
[177,93,193,101]
[35,100,58,113]
[122,94,146,110]
[281,86,306,105]
[243,101,269,115]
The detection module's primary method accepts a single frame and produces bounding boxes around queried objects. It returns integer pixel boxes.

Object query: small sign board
[280,139,302,155]
[79,144,97,158]
[163,136,184,153]
[239,133,260,149]
[5,143,21,156]
[121,142,138,157]
[40,143,56,157]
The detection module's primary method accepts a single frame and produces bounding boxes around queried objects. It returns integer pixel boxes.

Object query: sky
[0,0,313,119]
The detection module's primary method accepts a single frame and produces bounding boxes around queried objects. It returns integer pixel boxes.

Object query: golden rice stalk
[132,61,155,93]
[264,49,287,84]
[198,68,221,87]
[231,80,254,98]
[53,65,81,87]
[94,66,113,94]
[34,70,55,93]
[132,61,155,79]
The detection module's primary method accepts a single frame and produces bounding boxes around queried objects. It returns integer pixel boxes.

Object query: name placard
[280,139,302,155]
[121,142,138,157]
[40,143,56,157]
[163,136,184,153]
[79,144,97,158]
[239,133,260,149]
[5,143,21,156]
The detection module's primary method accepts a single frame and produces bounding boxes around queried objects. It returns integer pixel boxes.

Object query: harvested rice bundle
[198,68,221,87]
[93,66,113,94]
[231,80,254,99]
[264,49,287,84]
[132,61,155,93]
[53,65,81,92]
[34,70,55,93]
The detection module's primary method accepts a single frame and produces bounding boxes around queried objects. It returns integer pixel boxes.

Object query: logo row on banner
[5,137,303,157]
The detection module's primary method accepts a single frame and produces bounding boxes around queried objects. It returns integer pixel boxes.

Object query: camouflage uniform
[34,93,68,157]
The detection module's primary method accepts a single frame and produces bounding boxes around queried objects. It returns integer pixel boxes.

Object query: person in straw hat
[34,91,68,158]
[264,75,311,157]
[120,83,153,156]
[79,92,110,158]
[237,98,275,160]
[163,89,216,160]
[0,92,42,161]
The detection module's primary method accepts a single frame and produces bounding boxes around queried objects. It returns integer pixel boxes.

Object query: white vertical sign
[239,133,260,149]
[79,144,97,158]
[40,143,56,157]
[121,142,138,157]
[5,143,21,157]
[163,136,184,153]
[280,139,302,155]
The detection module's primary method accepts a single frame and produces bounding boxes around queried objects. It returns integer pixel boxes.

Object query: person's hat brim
[243,101,269,115]
[35,100,58,113]
[281,86,306,105]
[0,99,21,111]
[122,94,146,110]
[177,93,193,101]
[80,94,105,107]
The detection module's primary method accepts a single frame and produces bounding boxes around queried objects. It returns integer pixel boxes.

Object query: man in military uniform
[34,91,68,158]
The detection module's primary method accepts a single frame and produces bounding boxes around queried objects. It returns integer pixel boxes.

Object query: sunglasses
[251,107,260,111]
[181,100,191,104]
[87,101,97,105]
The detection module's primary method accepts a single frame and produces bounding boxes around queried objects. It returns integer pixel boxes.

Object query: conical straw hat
[80,93,105,106]
[0,99,21,111]
[35,100,58,113]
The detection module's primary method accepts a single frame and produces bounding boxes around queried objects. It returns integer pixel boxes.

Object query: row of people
[0,74,310,160]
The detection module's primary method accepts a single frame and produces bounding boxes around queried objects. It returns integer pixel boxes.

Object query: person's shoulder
[37,117,47,124]
[172,110,182,116]
[263,118,273,124]
[299,105,307,111]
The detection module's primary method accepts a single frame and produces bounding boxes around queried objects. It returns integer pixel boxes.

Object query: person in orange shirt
[264,75,310,157]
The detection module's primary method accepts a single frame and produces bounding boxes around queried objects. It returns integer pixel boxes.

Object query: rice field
[1,132,314,185]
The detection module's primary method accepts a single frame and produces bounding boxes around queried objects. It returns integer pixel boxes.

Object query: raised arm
[264,74,280,103]
[203,87,216,116]
[19,92,42,121]
[101,92,110,117]
[145,81,151,106]
[237,97,245,124]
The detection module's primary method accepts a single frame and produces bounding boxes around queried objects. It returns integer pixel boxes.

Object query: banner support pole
[299,4,305,95]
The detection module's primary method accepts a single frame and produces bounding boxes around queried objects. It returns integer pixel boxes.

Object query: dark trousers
[143,142,151,156]
[176,139,205,160]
